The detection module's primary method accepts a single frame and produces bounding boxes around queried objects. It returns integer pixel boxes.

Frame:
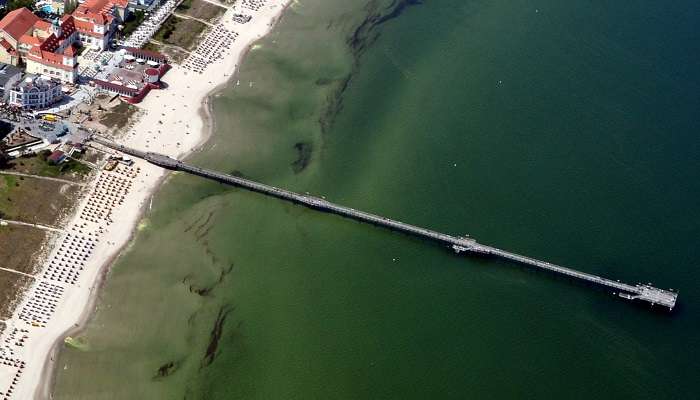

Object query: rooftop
[0,8,40,41]
[47,149,65,163]
[94,56,163,91]
[91,0,129,11]
[123,47,168,63]
[12,75,62,91]
[0,62,21,86]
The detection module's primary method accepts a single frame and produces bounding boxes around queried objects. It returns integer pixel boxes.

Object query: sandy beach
[0,1,291,398]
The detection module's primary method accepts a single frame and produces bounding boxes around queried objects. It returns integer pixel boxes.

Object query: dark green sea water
[54,0,700,399]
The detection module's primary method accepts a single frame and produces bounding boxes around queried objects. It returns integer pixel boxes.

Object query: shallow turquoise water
[54,0,700,398]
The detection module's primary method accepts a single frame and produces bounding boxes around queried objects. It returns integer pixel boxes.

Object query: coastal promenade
[93,137,678,310]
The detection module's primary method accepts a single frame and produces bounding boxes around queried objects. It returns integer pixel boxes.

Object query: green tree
[63,0,78,14]
[0,150,9,169]
[0,1,35,19]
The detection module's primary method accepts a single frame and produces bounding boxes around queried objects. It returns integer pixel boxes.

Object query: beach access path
[0,1,292,399]
[0,171,85,186]
[0,219,64,233]
[200,0,231,9]
[173,12,216,27]
[0,266,36,279]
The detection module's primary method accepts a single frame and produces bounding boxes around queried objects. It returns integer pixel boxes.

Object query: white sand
[0,1,291,398]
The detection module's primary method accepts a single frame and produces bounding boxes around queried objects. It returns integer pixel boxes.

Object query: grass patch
[0,269,32,320]
[143,42,161,52]
[121,10,146,37]
[100,101,138,129]
[0,174,81,225]
[3,153,91,182]
[153,15,178,42]
[0,174,18,218]
[177,0,193,9]
[0,224,51,275]
[178,0,225,22]
[145,41,189,64]
[60,159,91,175]
[153,15,208,50]
[32,151,89,176]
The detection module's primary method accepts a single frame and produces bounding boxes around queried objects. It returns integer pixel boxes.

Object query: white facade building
[8,75,63,109]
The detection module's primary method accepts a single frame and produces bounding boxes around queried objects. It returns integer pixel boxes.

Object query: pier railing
[92,137,678,310]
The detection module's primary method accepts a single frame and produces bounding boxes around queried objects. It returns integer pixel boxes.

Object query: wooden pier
[93,137,678,310]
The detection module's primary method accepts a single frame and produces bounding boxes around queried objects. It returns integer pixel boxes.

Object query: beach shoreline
[0,1,292,398]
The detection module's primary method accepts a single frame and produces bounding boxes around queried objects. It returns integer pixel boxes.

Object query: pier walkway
[93,137,678,310]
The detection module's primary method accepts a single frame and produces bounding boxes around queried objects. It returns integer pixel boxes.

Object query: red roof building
[0,9,40,42]
[0,3,130,82]
[123,47,169,64]
[0,0,128,78]
[0,39,17,56]
[47,150,66,164]
[71,0,128,48]
[21,17,79,82]
[0,9,96,82]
